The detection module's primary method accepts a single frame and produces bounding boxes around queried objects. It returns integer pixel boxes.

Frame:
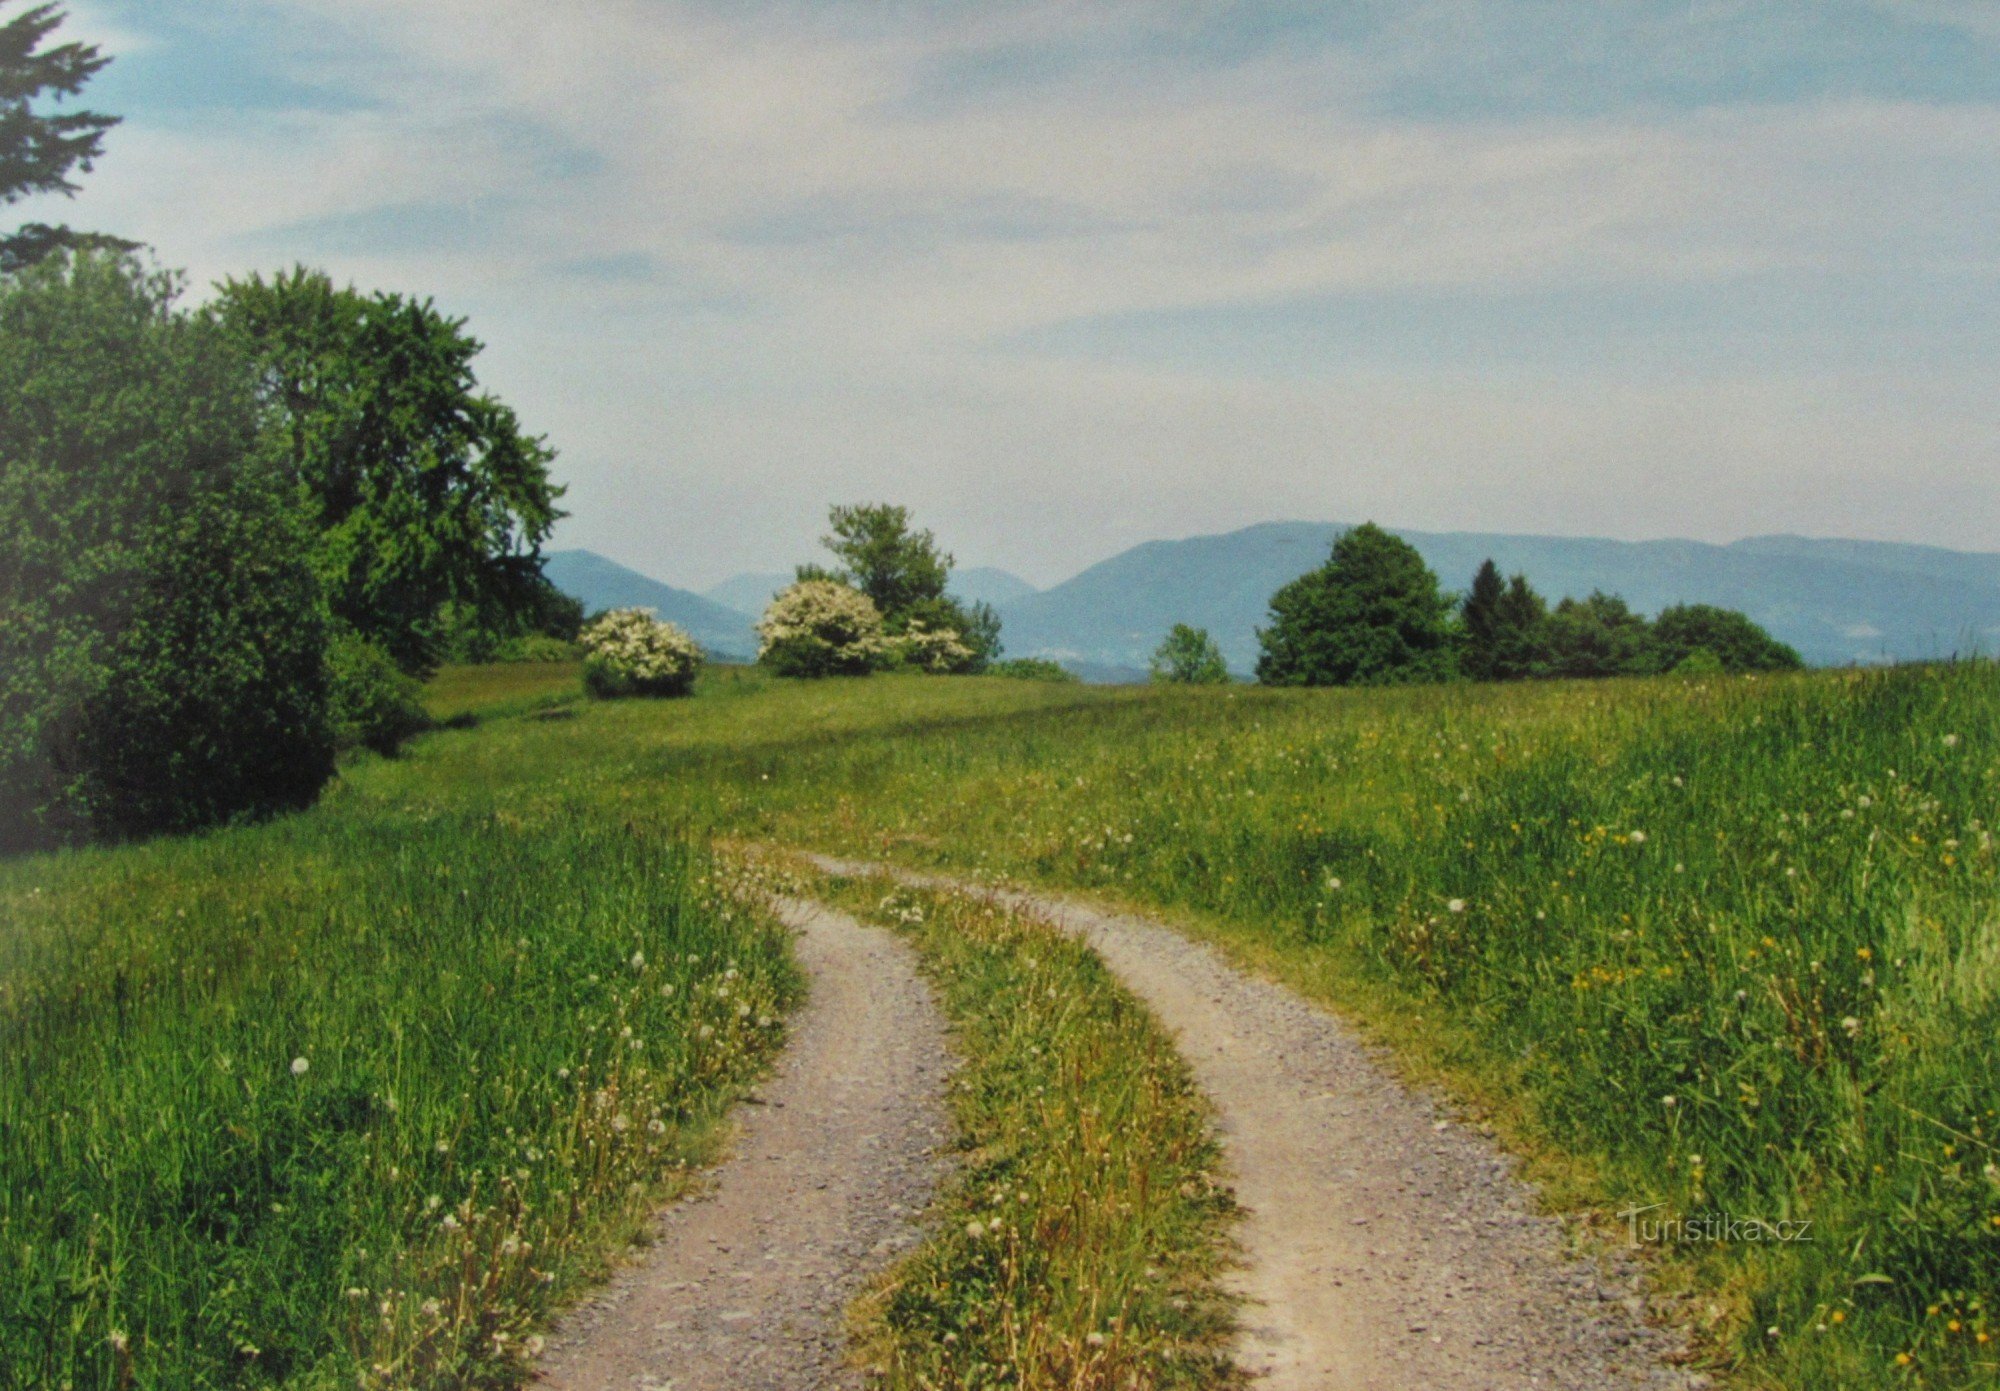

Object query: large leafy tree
[1650,603,1801,673]
[215,268,566,672]
[1256,522,1457,687]
[1539,591,1658,678]
[0,2,133,273]
[0,254,333,849]
[816,502,1000,670]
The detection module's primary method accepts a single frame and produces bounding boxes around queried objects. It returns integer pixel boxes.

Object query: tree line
[1246,522,1801,687]
[0,7,569,850]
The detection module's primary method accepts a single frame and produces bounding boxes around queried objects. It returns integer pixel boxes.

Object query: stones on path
[535,898,952,1391]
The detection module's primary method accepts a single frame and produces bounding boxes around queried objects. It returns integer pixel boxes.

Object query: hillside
[544,550,758,659]
[995,523,2000,673]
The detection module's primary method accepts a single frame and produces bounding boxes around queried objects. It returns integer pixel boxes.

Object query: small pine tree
[1150,624,1230,684]
[1460,560,1550,683]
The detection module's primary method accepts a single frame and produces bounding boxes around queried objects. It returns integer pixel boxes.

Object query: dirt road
[536,896,951,1391]
[805,855,1696,1391]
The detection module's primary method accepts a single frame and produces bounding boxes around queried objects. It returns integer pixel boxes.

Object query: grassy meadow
[5,658,1999,1388]
[0,759,798,1388]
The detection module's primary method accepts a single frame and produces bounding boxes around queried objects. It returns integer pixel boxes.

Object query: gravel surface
[536,896,952,1391]
[806,855,1698,1391]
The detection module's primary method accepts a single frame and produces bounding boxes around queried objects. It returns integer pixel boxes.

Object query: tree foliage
[1459,559,1549,682]
[0,2,133,273]
[1456,557,1801,683]
[1256,523,1456,687]
[1652,603,1803,674]
[756,579,891,678]
[815,503,999,671]
[214,267,565,673]
[0,254,332,848]
[1150,623,1230,684]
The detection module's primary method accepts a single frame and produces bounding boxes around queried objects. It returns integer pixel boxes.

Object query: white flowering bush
[895,619,975,674]
[579,608,704,698]
[756,580,890,677]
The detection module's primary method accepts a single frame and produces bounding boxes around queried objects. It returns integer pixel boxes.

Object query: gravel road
[535,896,952,1391]
[805,854,1698,1391]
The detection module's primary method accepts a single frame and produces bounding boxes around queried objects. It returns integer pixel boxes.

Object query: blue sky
[35,0,2000,586]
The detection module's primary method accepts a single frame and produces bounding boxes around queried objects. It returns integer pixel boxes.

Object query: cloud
[37,0,2000,584]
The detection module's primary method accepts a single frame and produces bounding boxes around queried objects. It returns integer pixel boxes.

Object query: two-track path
[535,897,951,1391]
[806,854,1697,1391]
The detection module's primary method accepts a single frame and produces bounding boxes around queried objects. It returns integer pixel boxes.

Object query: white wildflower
[290,1056,310,1077]
[1446,898,1467,914]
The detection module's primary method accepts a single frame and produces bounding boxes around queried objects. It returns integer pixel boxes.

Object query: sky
[30,0,2000,589]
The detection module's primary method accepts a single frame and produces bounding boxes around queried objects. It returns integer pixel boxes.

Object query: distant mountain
[703,572,791,619]
[954,566,1039,609]
[705,566,1038,619]
[994,523,2000,674]
[544,551,757,660]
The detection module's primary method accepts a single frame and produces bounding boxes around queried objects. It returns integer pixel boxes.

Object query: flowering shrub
[894,620,975,674]
[756,580,890,677]
[579,608,703,698]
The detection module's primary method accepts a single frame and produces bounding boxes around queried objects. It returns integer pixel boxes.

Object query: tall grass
[11,659,1998,1389]
[691,665,1996,1388]
[0,789,798,1388]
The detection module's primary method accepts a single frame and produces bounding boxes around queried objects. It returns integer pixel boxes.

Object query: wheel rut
[536,896,951,1391]
[803,854,1698,1391]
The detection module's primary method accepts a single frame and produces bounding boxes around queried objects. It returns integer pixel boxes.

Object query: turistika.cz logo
[1619,1204,1814,1246]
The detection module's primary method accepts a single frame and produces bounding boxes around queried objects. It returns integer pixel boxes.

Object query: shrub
[989,658,1079,683]
[579,608,703,698]
[327,631,429,754]
[0,253,334,850]
[756,580,890,678]
[895,619,975,674]
[1150,623,1231,684]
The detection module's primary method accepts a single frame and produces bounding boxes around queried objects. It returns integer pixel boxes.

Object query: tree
[1459,559,1549,682]
[823,503,952,618]
[0,253,333,849]
[815,503,999,671]
[1256,523,1456,687]
[1650,604,1802,673]
[214,268,565,672]
[0,3,134,273]
[1539,592,1657,679]
[1151,623,1231,684]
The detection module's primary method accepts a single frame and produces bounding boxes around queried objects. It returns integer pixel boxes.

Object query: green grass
[0,747,798,1388]
[420,662,584,725]
[359,662,2000,1387]
[785,864,1239,1390]
[9,660,2000,1389]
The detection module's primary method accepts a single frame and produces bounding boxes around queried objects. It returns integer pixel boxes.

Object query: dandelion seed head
[290,1056,309,1077]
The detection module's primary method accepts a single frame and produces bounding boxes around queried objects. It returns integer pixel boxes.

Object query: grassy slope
[0,681,799,1389]
[369,663,2000,1388]
[9,662,1999,1388]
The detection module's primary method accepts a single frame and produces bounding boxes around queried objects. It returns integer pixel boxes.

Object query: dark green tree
[1650,603,1802,673]
[0,253,333,849]
[0,3,133,273]
[1151,623,1231,684]
[1539,592,1657,679]
[1459,559,1549,682]
[1256,522,1456,687]
[214,268,565,672]
[817,502,1000,671]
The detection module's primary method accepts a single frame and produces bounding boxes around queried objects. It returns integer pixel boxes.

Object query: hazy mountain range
[548,524,2000,678]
